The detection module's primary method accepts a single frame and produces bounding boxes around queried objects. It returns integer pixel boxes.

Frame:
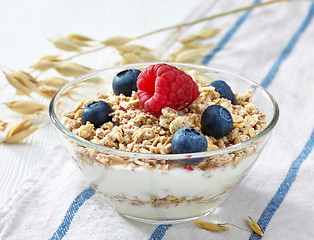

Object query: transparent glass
[49,63,279,224]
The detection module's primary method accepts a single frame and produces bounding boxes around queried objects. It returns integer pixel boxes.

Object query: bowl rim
[49,62,279,160]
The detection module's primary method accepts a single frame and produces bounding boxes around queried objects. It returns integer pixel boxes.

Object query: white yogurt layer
[74,151,258,221]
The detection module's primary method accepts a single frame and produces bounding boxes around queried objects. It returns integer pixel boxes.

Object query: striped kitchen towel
[0,0,313,239]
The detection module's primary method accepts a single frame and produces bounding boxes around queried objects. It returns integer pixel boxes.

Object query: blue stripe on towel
[49,187,95,240]
[150,1,266,239]
[247,4,314,238]
[50,3,314,240]
[202,0,261,65]
[260,3,314,88]
[248,129,314,240]
[149,1,263,238]
[149,224,172,240]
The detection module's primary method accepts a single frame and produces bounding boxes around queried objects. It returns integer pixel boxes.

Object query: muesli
[62,63,267,220]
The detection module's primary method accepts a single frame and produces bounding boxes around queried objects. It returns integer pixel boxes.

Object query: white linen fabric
[0,0,313,239]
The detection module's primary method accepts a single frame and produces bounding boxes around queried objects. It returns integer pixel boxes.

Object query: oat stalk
[134,0,286,39]
[195,219,265,236]
[225,223,252,233]
[62,0,285,61]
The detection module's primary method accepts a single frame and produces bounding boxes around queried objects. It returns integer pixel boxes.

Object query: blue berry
[209,80,236,104]
[172,128,208,164]
[201,105,233,139]
[113,69,141,96]
[81,101,112,128]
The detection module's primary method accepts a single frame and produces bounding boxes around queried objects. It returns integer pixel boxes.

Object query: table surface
[0,0,207,205]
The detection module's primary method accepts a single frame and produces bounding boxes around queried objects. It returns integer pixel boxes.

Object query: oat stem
[61,0,285,61]
[134,0,286,39]
[224,223,252,233]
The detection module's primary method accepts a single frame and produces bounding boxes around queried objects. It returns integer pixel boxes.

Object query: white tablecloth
[0,0,313,239]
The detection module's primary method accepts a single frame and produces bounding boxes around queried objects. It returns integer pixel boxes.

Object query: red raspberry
[184,165,194,171]
[137,63,200,114]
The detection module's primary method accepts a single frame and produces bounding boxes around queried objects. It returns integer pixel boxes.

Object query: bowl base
[121,208,215,225]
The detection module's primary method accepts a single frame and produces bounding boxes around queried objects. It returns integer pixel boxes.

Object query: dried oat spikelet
[0,120,8,132]
[176,43,214,53]
[55,62,92,77]
[5,72,32,97]
[116,44,159,63]
[51,36,81,52]
[70,39,92,47]
[117,44,158,60]
[178,33,199,44]
[5,70,47,97]
[117,44,151,54]
[88,76,105,84]
[136,50,160,62]
[15,90,26,96]
[168,43,213,63]
[5,100,48,114]
[39,55,61,61]
[194,221,230,232]
[102,36,133,46]
[31,59,58,71]
[178,28,220,44]
[11,71,39,92]
[6,70,55,99]
[66,34,94,42]
[247,216,264,237]
[175,48,209,63]
[5,116,45,143]
[31,55,61,71]
[66,34,95,47]
[37,86,57,98]
[40,77,69,89]
[198,28,221,39]
[121,53,144,64]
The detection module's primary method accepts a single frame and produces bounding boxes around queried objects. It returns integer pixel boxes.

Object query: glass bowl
[49,62,279,224]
